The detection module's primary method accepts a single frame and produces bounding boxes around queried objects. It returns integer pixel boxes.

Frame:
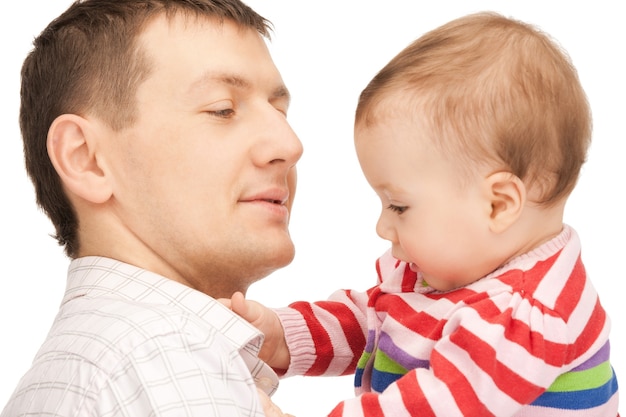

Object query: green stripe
[357,351,371,369]
[373,349,408,375]
[547,361,613,392]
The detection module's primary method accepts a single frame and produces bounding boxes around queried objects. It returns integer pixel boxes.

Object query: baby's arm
[224,289,370,378]
[225,292,291,370]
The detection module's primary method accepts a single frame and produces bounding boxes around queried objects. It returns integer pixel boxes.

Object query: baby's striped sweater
[276,226,619,416]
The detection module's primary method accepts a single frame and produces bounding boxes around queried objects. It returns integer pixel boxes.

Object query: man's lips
[239,189,289,205]
[239,189,291,221]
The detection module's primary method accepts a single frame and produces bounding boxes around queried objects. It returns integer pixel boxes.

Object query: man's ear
[47,114,113,204]
[485,171,526,234]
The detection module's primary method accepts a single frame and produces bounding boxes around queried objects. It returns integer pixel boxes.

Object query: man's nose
[254,110,303,168]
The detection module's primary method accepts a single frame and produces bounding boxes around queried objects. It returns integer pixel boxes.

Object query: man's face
[101,15,302,296]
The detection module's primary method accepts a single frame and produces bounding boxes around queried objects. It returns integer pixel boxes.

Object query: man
[2,1,301,416]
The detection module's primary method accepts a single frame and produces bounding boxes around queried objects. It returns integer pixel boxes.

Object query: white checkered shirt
[1,256,279,417]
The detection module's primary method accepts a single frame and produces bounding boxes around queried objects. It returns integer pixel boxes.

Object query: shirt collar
[64,256,278,394]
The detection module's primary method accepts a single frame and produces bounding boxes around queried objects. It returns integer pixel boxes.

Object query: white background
[1,1,623,416]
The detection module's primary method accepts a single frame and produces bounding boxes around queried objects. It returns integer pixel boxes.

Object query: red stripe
[505,309,574,367]
[289,301,333,375]
[498,251,560,295]
[317,300,367,375]
[450,326,545,403]
[425,286,480,303]
[401,265,418,292]
[328,402,344,417]
[396,372,436,417]
[360,394,386,417]
[289,298,367,376]
[565,298,606,364]
[476,290,605,369]
[367,286,382,308]
[469,297,569,368]
[465,292,502,318]
[553,255,587,320]
[431,349,496,416]
[375,294,443,340]
[375,257,383,285]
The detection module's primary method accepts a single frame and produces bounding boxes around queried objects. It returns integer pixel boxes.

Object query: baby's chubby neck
[498,199,567,267]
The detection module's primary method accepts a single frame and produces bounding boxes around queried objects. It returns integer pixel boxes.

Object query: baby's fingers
[257,388,295,417]
[230,291,264,323]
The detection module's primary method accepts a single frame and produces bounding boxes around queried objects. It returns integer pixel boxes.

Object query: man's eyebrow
[272,85,291,103]
[189,71,291,101]
[188,71,249,92]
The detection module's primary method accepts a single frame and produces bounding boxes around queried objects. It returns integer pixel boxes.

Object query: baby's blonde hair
[356,12,591,205]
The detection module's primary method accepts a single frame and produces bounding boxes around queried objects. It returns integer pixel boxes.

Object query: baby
[225,12,619,417]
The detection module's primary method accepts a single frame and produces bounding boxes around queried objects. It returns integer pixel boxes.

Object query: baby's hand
[257,388,295,417]
[221,292,290,370]
[228,292,274,331]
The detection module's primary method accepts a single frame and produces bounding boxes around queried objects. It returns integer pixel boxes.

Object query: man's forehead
[138,12,229,43]
[133,15,289,103]
[136,15,255,80]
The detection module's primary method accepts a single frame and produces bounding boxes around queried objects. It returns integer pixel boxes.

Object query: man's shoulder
[48,294,221,364]
[3,296,244,416]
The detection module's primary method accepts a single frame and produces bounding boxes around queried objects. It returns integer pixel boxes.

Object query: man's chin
[265,243,295,269]
[236,238,294,271]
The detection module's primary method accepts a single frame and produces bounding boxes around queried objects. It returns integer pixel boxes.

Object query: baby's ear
[484,171,526,234]
[47,114,113,204]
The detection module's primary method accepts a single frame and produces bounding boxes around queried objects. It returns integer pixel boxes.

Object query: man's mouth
[262,199,285,205]
[241,188,289,206]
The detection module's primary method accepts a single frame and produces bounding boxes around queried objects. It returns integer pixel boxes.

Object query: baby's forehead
[366,85,440,114]
[355,98,436,139]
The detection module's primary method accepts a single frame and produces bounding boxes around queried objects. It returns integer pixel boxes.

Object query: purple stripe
[364,329,377,353]
[572,341,610,371]
[378,332,430,369]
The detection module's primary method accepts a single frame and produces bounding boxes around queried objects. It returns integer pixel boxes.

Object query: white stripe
[415,369,464,417]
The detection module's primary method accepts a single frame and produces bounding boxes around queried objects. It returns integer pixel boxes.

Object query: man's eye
[387,204,408,214]
[208,108,235,118]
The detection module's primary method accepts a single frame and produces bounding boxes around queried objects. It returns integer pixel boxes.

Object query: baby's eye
[387,204,408,214]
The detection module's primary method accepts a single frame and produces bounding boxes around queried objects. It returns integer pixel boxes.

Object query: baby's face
[354,116,505,291]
